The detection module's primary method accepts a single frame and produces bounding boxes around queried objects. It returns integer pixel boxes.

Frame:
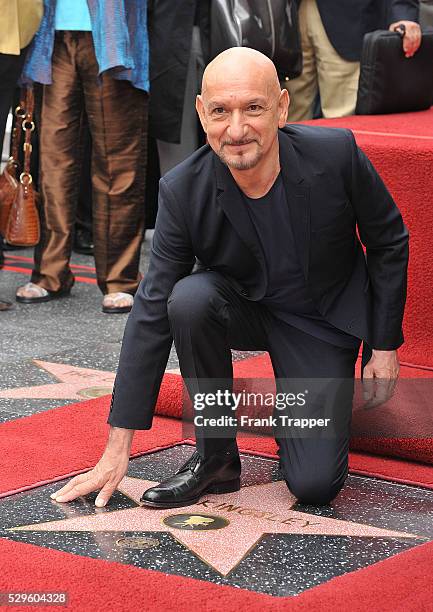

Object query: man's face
[196,71,288,171]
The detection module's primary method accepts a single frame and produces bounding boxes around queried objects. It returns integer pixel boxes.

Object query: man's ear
[278,88,289,128]
[196,95,208,134]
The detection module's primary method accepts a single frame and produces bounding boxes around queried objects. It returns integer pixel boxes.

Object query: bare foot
[16,282,48,299]
[102,292,133,313]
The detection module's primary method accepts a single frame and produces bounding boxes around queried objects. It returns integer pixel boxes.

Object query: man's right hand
[389,21,422,58]
[50,426,135,507]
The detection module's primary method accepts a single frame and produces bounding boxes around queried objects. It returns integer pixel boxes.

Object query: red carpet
[302,108,433,369]
[2,377,432,611]
[155,355,433,466]
[0,398,185,497]
[1,382,432,608]
[1,374,432,498]
[1,536,432,611]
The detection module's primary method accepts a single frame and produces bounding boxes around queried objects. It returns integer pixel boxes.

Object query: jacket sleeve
[387,0,419,25]
[346,130,409,351]
[107,177,195,429]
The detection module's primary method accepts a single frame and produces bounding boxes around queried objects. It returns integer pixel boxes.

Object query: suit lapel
[279,129,311,280]
[214,154,268,284]
[213,128,311,284]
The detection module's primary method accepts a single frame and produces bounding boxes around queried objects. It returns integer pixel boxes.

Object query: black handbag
[356,28,433,115]
[210,0,302,80]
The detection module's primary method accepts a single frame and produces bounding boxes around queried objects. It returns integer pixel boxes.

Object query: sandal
[0,299,13,311]
[102,292,133,314]
[16,282,71,304]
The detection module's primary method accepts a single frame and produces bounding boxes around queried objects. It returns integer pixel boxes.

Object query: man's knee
[167,273,224,329]
[283,470,347,506]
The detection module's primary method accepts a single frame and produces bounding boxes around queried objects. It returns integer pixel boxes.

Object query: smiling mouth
[225,141,255,148]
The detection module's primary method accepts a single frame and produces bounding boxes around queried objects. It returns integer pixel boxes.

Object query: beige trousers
[286,0,360,121]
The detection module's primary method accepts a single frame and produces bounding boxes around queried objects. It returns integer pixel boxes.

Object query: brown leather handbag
[0,88,40,246]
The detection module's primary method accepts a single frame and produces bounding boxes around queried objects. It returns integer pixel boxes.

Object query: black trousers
[0,49,29,148]
[0,47,29,267]
[167,271,361,505]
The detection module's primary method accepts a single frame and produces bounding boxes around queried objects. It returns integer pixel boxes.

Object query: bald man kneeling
[51,48,408,509]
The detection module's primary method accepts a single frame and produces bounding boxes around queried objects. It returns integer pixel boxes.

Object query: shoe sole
[102,305,132,314]
[73,247,94,255]
[16,290,71,304]
[139,477,241,509]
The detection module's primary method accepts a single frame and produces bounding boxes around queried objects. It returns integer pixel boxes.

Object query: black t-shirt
[242,173,359,349]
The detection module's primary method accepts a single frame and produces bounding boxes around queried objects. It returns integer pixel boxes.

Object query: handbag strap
[20,87,35,190]
[9,92,27,168]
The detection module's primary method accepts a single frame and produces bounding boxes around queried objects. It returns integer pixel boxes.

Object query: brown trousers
[32,31,148,294]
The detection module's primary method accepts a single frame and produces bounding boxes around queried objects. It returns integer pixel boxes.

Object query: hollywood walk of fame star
[0,361,180,401]
[8,477,420,576]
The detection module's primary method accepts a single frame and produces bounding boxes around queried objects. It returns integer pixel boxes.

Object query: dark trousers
[0,49,28,148]
[0,48,29,267]
[31,31,148,295]
[167,271,361,505]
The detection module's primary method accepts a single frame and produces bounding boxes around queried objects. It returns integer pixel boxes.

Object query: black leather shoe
[140,447,241,508]
[73,227,94,255]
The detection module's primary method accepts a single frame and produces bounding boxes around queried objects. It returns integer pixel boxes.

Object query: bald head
[201,47,281,102]
[196,47,289,173]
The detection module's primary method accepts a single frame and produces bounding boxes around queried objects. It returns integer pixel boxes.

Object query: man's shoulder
[278,124,357,186]
[280,124,354,173]
[281,123,353,147]
[161,144,214,197]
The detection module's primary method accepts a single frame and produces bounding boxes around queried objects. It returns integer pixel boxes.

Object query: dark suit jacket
[108,126,409,429]
[306,0,419,61]
[147,0,211,143]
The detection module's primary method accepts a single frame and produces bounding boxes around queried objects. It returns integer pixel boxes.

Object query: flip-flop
[102,291,133,314]
[16,282,71,304]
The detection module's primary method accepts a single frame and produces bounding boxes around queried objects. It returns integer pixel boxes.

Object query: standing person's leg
[285,0,319,121]
[79,33,148,306]
[74,114,94,255]
[16,32,84,299]
[307,0,360,118]
[0,50,28,310]
[156,24,204,174]
[267,322,360,506]
[0,49,29,148]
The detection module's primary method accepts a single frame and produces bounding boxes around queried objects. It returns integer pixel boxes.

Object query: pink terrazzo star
[0,360,181,400]
[0,361,116,400]
[10,477,419,576]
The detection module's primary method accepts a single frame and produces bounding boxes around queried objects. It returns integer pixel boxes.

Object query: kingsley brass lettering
[196,499,212,508]
[215,504,243,513]
[195,499,322,527]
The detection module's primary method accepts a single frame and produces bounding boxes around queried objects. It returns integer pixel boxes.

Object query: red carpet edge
[0,393,432,497]
[0,536,432,611]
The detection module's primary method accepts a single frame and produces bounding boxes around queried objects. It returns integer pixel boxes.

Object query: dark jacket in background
[301,0,419,61]
[148,0,211,144]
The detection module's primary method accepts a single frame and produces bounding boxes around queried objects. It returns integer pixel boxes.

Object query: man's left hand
[389,21,422,57]
[363,349,400,407]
